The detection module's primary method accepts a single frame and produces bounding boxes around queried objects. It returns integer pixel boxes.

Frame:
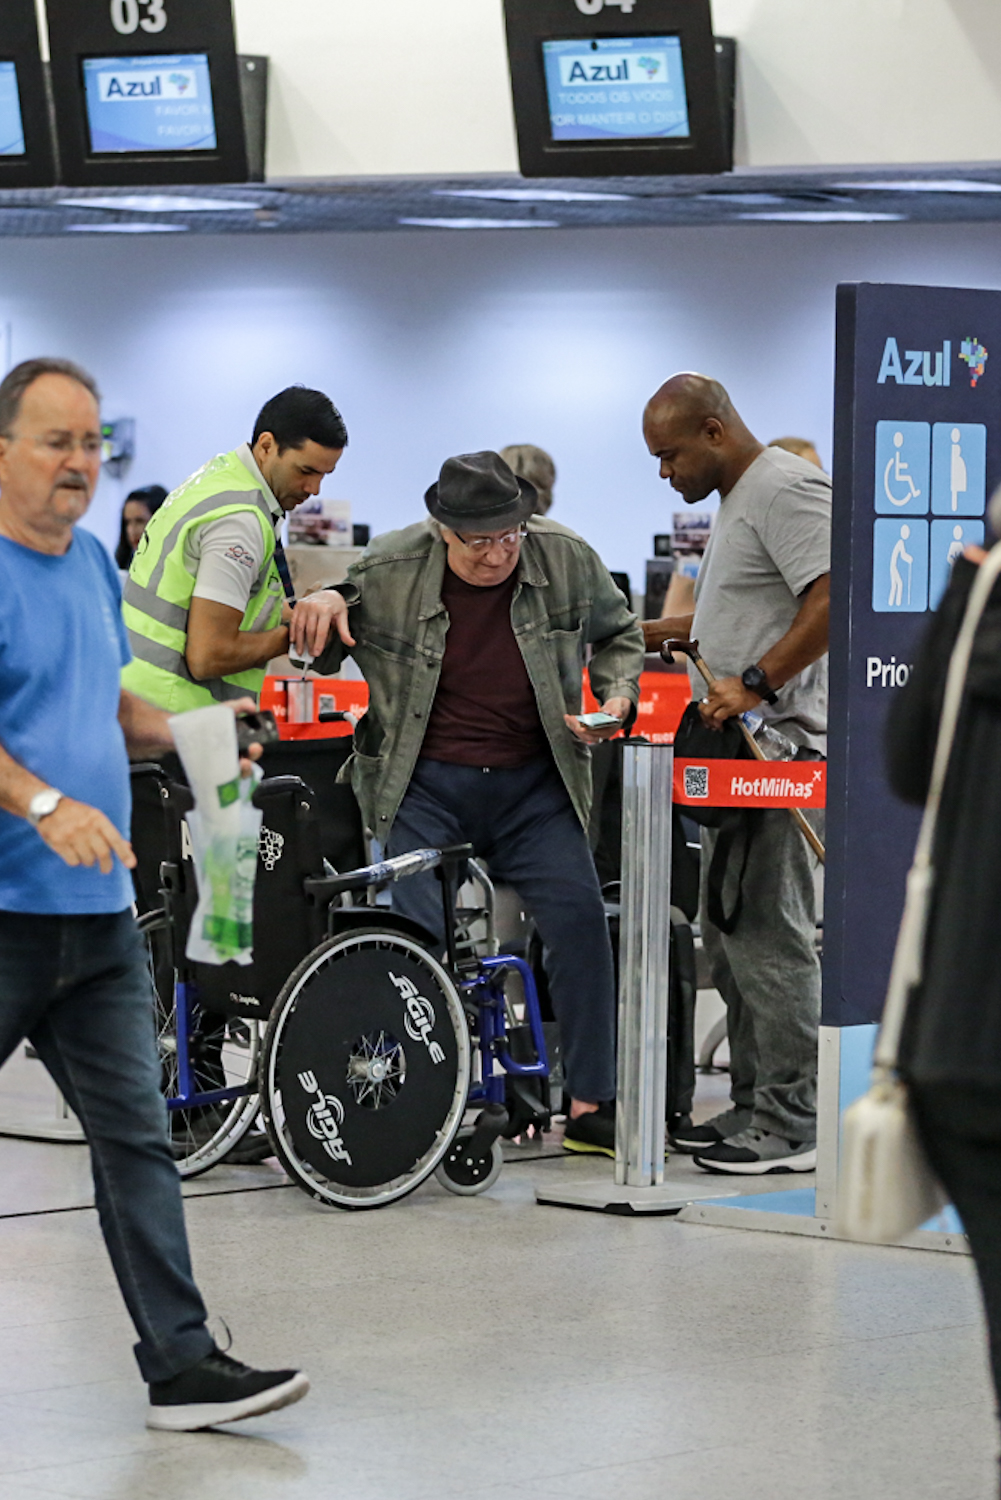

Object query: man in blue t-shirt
[0,359,310,1431]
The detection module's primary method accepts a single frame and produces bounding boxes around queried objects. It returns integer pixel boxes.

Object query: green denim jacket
[314,517,644,838]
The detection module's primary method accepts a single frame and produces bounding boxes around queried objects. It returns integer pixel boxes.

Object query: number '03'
[111,0,168,35]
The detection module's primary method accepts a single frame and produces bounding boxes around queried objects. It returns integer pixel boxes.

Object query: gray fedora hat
[425,451,537,533]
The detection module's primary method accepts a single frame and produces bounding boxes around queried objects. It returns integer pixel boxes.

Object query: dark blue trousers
[0,910,213,1383]
[387,757,616,1103]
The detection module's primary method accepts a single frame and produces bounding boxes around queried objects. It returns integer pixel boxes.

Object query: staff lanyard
[273,538,296,605]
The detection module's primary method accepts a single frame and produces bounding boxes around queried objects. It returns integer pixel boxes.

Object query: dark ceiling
[3,165,1001,237]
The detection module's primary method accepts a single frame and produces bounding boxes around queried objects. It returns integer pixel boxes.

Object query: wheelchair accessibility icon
[874,421,929,515]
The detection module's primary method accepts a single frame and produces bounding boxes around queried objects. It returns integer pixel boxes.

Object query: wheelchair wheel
[434,1131,504,1196]
[260,929,470,1209]
[141,916,261,1179]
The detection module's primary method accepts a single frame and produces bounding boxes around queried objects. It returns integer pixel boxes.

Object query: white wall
[2,219,1001,589]
[230,0,1001,177]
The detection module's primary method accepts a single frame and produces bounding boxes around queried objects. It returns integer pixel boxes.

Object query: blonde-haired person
[499,444,556,516]
[770,436,825,471]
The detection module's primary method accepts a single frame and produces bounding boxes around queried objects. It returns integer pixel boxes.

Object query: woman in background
[499,445,556,516]
[115,484,167,571]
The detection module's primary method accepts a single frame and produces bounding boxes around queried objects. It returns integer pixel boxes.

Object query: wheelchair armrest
[304,843,474,904]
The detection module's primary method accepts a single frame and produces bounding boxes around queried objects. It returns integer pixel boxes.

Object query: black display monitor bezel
[503,0,729,178]
[0,1,57,188]
[46,0,248,186]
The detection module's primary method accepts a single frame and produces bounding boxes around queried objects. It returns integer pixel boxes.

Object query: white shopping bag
[168,705,262,967]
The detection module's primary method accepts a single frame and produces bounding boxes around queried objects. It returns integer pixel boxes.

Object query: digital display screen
[0,62,25,157]
[542,36,690,142]
[82,53,217,155]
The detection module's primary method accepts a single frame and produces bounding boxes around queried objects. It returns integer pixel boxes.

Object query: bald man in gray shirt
[644,374,830,1175]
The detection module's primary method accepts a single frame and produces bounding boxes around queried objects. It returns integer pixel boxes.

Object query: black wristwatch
[741,665,778,705]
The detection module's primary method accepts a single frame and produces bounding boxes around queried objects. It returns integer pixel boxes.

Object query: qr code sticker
[683,765,710,800]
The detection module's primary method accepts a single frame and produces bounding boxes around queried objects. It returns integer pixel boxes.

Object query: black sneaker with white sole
[693,1127,817,1176]
[669,1107,752,1154]
[147,1347,309,1431]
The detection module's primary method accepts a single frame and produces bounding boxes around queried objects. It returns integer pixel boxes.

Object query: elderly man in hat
[314,451,643,1154]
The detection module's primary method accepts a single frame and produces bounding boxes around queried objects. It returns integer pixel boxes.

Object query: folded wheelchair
[130,761,555,1209]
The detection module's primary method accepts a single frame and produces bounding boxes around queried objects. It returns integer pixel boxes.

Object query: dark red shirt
[419,564,548,768]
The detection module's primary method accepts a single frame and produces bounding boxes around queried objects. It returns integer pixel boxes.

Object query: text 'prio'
[866,656,912,688]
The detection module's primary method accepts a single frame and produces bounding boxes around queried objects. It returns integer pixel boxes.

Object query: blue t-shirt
[0,528,133,914]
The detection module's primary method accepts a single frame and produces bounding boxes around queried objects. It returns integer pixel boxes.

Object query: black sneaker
[224,1128,275,1166]
[692,1128,817,1176]
[669,1107,753,1154]
[563,1103,615,1158]
[147,1347,309,1431]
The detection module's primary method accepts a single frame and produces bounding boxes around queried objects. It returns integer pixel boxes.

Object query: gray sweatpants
[700,806,823,1143]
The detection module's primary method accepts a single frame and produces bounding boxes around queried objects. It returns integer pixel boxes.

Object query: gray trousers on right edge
[700,806,823,1143]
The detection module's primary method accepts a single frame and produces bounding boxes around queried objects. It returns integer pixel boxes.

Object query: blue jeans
[387,757,616,1103]
[0,909,213,1383]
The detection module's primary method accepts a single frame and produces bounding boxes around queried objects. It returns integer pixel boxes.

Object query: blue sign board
[826,283,1001,1025]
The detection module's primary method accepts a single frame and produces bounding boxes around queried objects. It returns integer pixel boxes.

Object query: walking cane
[663,639,826,865]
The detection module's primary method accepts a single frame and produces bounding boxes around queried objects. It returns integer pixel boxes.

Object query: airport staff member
[314,451,644,1156]
[0,357,308,1428]
[122,385,348,710]
[643,374,830,1175]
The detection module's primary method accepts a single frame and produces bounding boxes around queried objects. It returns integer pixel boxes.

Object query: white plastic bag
[168,705,262,967]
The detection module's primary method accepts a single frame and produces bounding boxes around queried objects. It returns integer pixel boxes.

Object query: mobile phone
[576,711,621,730]
[235,709,280,752]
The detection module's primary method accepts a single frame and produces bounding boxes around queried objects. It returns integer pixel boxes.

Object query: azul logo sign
[558,51,665,87]
[390,972,446,1064]
[297,1071,352,1164]
[98,69,197,102]
[877,337,952,387]
[960,337,988,386]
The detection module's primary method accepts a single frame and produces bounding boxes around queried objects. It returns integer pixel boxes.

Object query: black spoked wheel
[260,929,470,1209]
[141,914,261,1179]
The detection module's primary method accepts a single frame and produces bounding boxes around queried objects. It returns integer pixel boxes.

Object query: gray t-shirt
[690,445,832,753]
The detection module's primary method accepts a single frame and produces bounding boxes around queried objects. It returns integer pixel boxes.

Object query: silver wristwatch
[27,788,63,828]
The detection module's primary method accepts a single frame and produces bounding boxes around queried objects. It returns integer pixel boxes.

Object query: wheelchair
[130,762,554,1208]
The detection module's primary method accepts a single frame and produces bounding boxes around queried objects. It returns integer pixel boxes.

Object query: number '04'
[111,0,168,35]
[574,0,637,14]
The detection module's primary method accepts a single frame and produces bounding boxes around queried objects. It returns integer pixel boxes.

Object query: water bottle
[740,710,799,762]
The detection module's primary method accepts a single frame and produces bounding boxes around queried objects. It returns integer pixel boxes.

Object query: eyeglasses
[8,432,103,458]
[453,525,528,554]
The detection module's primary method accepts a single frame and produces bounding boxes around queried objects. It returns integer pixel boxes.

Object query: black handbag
[673,701,759,936]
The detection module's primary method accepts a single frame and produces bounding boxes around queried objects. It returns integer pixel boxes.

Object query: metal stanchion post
[615,741,672,1187]
[536,741,728,1215]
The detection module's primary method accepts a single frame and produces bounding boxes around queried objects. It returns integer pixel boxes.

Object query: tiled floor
[0,1052,996,1498]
